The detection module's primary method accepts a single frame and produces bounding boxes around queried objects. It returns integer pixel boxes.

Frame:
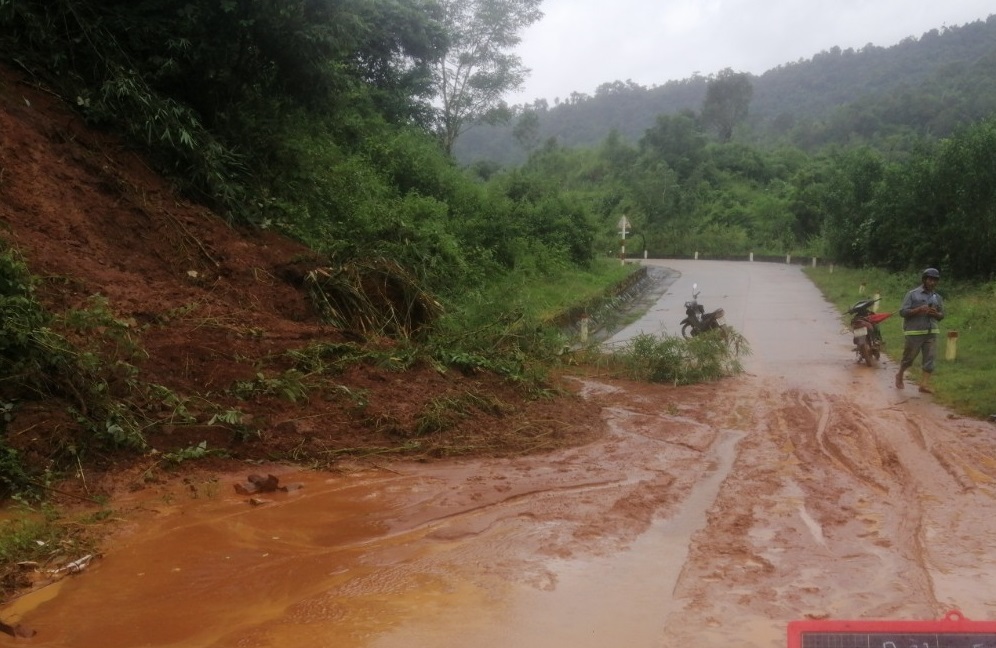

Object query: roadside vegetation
[595,329,750,386]
[805,266,996,419]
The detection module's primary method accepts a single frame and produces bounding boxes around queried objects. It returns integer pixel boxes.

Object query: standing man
[895,268,944,393]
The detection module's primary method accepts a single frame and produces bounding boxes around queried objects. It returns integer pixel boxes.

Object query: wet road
[5,259,996,647]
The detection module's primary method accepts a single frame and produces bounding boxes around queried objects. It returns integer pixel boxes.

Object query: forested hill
[455,14,996,166]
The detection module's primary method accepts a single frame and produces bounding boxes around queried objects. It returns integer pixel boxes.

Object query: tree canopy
[700,69,753,142]
[432,0,543,154]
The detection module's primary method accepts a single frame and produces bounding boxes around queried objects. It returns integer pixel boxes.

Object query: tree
[639,113,706,180]
[700,68,753,142]
[433,0,543,154]
[512,109,541,152]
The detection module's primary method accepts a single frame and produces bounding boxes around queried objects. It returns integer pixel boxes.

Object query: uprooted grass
[411,391,515,437]
[1,244,153,495]
[305,257,442,339]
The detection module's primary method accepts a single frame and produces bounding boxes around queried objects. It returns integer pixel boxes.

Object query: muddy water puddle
[4,470,414,646]
[3,380,743,648]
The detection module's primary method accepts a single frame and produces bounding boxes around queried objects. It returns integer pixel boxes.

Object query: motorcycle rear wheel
[856,340,876,367]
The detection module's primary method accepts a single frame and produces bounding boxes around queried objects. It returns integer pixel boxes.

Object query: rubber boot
[918,372,933,394]
[895,370,904,390]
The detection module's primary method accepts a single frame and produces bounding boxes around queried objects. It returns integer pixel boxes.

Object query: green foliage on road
[597,328,751,386]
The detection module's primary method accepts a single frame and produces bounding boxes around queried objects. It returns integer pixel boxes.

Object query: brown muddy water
[5,260,996,647]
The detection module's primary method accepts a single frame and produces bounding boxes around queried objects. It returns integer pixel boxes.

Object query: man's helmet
[922,267,940,279]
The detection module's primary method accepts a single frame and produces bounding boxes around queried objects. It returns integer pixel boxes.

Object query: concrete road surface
[608,258,874,393]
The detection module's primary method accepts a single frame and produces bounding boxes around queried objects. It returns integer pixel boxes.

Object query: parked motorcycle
[680,284,727,339]
[846,297,893,366]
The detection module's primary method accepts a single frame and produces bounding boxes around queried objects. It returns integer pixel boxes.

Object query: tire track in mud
[797,389,941,616]
[365,379,749,648]
[579,258,996,642]
[889,405,986,494]
[664,369,996,648]
[872,398,996,619]
[659,380,792,647]
[661,378,946,647]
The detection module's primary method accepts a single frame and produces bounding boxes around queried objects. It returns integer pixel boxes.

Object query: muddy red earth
[3,260,996,647]
[0,64,605,476]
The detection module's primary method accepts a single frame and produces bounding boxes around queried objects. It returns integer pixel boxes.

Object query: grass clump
[305,258,442,339]
[604,328,751,385]
[413,391,512,437]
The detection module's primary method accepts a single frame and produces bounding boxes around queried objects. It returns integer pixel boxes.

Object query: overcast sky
[508,0,995,105]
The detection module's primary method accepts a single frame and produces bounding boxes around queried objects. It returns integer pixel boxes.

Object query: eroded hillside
[0,65,602,496]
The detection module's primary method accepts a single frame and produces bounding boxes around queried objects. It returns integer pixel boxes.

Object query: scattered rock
[234,473,280,495]
[248,474,280,491]
[234,482,256,495]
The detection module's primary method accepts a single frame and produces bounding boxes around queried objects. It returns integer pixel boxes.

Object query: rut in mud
[5,260,996,648]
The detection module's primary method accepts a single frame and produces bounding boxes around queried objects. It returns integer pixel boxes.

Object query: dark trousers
[899,334,937,373]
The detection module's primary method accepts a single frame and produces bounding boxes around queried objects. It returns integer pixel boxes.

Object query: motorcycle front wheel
[681,323,696,339]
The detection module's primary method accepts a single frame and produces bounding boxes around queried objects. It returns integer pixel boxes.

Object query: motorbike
[680,284,727,339]
[846,297,893,366]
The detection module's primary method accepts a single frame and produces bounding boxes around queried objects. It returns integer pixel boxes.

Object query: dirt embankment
[0,64,603,493]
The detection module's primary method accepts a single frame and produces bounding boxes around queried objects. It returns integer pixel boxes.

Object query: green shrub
[609,329,751,385]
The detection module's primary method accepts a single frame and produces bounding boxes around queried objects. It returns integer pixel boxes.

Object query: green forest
[458,15,996,163]
[6,2,993,285]
[3,2,995,278]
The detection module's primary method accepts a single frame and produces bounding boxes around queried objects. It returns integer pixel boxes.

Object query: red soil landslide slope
[0,65,601,489]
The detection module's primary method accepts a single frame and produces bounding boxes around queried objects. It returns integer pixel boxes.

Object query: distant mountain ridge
[455,14,996,166]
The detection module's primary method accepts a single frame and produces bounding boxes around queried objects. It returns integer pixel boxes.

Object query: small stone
[234,482,259,495]
[247,474,279,492]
